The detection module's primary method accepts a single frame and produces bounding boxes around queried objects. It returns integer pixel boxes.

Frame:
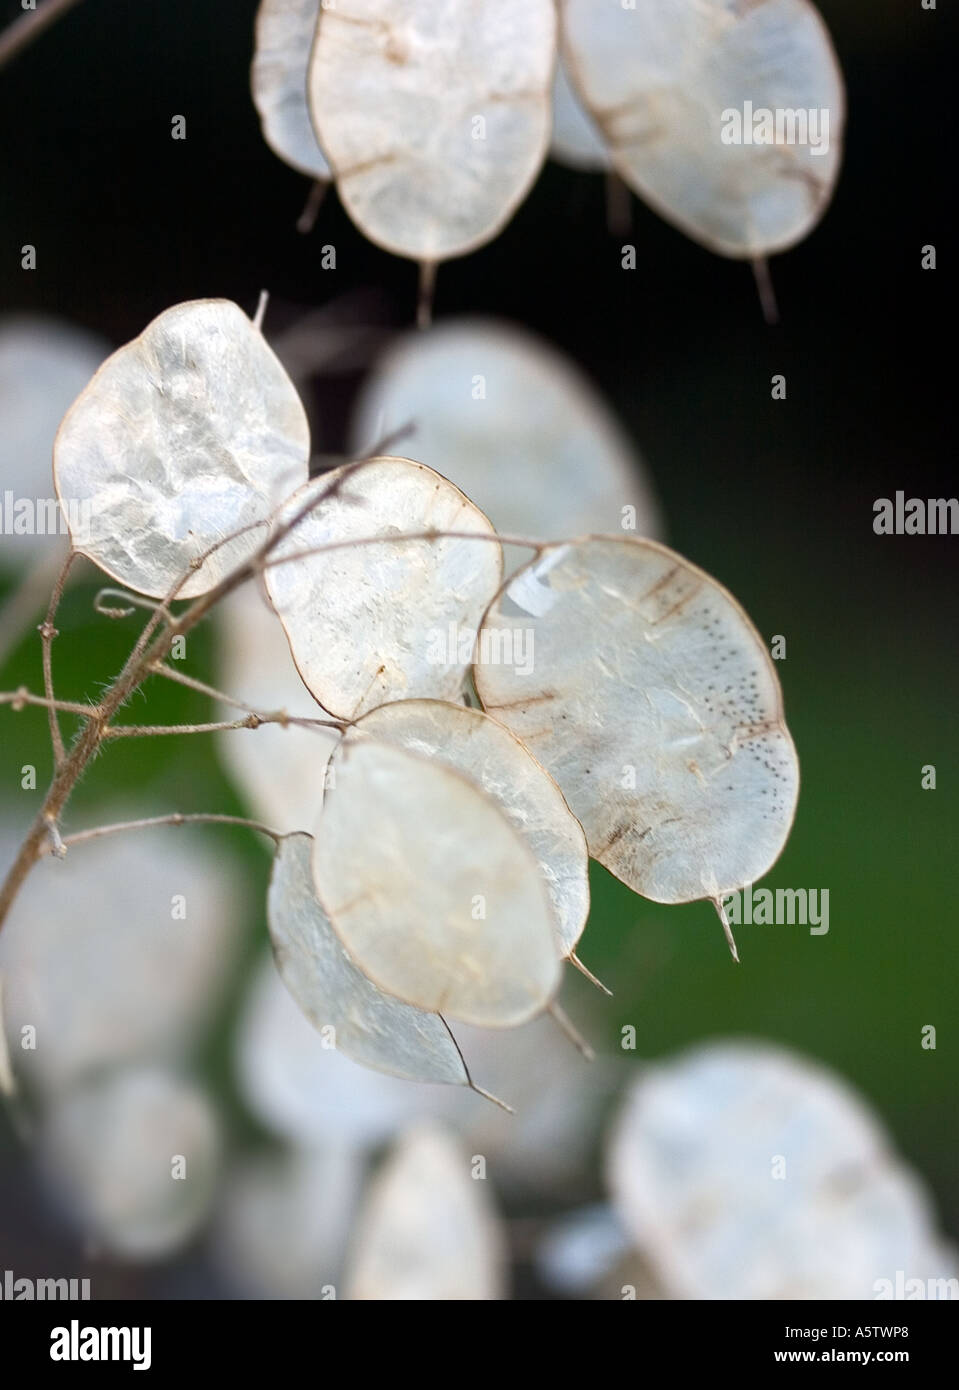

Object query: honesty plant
[0,296,799,1107]
[560,0,845,260]
[251,0,844,317]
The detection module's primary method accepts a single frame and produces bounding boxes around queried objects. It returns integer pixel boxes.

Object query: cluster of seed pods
[49,297,799,1099]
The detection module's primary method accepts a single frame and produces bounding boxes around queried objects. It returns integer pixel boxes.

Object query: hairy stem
[0,687,100,717]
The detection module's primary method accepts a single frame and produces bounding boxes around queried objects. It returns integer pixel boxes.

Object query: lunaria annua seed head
[53,299,310,599]
[308,0,556,262]
[475,536,799,905]
[312,736,561,1028]
[560,0,844,258]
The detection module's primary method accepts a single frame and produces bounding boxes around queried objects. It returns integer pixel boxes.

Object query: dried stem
[40,549,79,766]
[41,812,283,857]
[417,260,437,329]
[0,0,84,71]
[149,663,349,732]
[103,712,342,739]
[568,952,613,997]
[547,1001,595,1062]
[713,896,741,964]
[752,256,780,326]
[296,179,328,236]
[262,527,544,574]
[0,686,100,718]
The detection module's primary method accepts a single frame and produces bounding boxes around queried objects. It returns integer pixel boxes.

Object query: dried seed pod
[307,0,556,262]
[475,537,799,905]
[350,319,661,570]
[268,832,470,1086]
[53,299,310,598]
[213,1148,360,1298]
[0,826,243,1095]
[313,736,561,1027]
[252,0,330,180]
[0,316,109,564]
[347,1124,505,1300]
[606,1042,957,1300]
[357,699,589,959]
[561,0,844,257]
[265,456,503,719]
[40,1068,219,1261]
[237,953,441,1149]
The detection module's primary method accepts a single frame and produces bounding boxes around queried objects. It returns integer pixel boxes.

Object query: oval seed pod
[356,699,589,960]
[40,1068,219,1261]
[350,319,662,571]
[550,58,610,173]
[268,832,470,1087]
[0,824,243,1096]
[307,0,556,263]
[252,0,330,181]
[561,0,844,258]
[265,456,503,719]
[313,736,561,1028]
[0,316,109,564]
[347,1124,505,1300]
[237,953,445,1149]
[53,299,310,599]
[474,537,799,907]
[213,1148,360,1298]
[606,1042,956,1300]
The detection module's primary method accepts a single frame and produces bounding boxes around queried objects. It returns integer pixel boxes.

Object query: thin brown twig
[262,527,544,574]
[0,685,99,718]
[103,712,342,739]
[148,662,349,732]
[38,812,283,857]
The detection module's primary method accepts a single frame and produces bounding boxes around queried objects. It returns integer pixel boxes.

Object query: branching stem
[40,812,283,856]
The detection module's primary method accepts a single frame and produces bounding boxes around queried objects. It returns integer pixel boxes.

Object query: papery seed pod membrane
[0,826,243,1095]
[606,1042,955,1300]
[265,456,503,719]
[561,0,844,258]
[0,316,110,563]
[252,0,330,181]
[350,319,661,572]
[308,0,556,263]
[347,1125,505,1300]
[268,832,471,1086]
[313,737,561,1028]
[237,953,457,1148]
[356,699,590,960]
[475,537,799,908]
[53,299,310,599]
[40,1069,219,1261]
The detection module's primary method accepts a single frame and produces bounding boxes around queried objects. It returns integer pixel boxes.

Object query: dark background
[0,0,956,1289]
